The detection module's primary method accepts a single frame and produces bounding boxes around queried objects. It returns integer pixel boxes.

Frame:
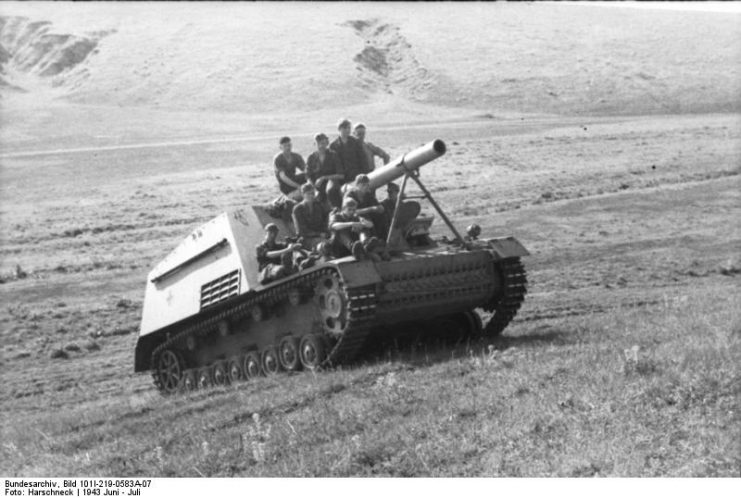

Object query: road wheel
[181,370,197,392]
[197,368,212,389]
[212,362,228,386]
[227,358,243,383]
[261,346,282,376]
[242,351,262,379]
[279,336,302,371]
[154,349,185,395]
[299,334,326,370]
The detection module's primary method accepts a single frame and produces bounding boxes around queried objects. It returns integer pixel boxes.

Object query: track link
[483,257,528,336]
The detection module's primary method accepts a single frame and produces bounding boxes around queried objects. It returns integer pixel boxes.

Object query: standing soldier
[306,133,344,209]
[256,223,302,284]
[330,118,369,185]
[353,122,390,172]
[273,136,306,201]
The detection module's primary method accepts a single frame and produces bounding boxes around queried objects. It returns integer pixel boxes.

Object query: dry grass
[2,286,738,477]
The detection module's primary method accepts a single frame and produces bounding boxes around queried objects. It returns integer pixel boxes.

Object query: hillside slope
[1,2,739,116]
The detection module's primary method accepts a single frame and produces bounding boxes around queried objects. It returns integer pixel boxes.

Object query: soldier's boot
[351,241,367,261]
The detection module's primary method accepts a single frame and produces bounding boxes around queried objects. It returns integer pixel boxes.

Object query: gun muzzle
[367,139,446,190]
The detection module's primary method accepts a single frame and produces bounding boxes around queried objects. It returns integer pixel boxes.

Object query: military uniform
[273,152,306,195]
[361,141,390,172]
[256,240,291,284]
[344,187,385,238]
[306,150,344,208]
[292,199,329,251]
[330,135,369,184]
[329,209,364,257]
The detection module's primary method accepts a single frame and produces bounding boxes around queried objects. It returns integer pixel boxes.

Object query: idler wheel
[242,351,262,379]
[197,368,212,389]
[154,349,185,395]
[299,334,326,370]
[315,274,347,335]
[212,362,228,386]
[261,346,282,376]
[278,336,302,371]
[227,358,243,383]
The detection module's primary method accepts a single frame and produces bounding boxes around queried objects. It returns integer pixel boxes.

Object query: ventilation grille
[200,269,240,309]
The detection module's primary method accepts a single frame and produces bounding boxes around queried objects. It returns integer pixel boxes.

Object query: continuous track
[149,255,526,394]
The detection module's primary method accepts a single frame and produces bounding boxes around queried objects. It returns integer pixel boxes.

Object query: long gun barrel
[367,139,446,189]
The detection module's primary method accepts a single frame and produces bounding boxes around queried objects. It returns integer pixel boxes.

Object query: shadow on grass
[356,323,575,370]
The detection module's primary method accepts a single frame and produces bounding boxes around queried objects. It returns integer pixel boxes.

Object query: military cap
[353,122,366,131]
[279,136,291,145]
[387,182,400,192]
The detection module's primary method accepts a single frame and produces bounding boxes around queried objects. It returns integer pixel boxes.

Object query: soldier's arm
[357,141,370,174]
[369,142,391,165]
[279,171,302,189]
[292,209,304,237]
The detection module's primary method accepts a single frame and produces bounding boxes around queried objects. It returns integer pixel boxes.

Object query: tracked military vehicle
[135,139,528,394]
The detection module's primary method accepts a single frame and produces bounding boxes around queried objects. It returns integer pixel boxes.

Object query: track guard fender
[334,260,383,287]
[484,236,530,260]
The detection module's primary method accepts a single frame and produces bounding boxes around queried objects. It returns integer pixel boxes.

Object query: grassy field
[1,112,739,477]
[1,3,740,478]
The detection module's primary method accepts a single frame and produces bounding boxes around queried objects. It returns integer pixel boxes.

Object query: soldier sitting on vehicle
[344,174,386,239]
[273,136,307,201]
[329,197,388,262]
[256,223,302,284]
[306,133,344,209]
[328,197,374,261]
[292,183,329,252]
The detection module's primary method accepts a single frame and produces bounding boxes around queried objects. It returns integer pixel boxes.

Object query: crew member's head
[264,223,279,241]
[279,136,292,154]
[337,118,352,139]
[353,123,367,142]
[314,133,329,152]
[342,196,358,216]
[355,174,371,194]
[300,182,316,203]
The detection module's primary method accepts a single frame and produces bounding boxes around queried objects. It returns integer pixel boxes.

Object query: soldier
[273,136,307,201]
[330,118,369,184]
[343,174,385,239]
[292,183,329,251]
[353,122,390,172]
[379,182,401,239]
[328,197,374,261]
[255,223,302,284]
[306,133,344,209]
